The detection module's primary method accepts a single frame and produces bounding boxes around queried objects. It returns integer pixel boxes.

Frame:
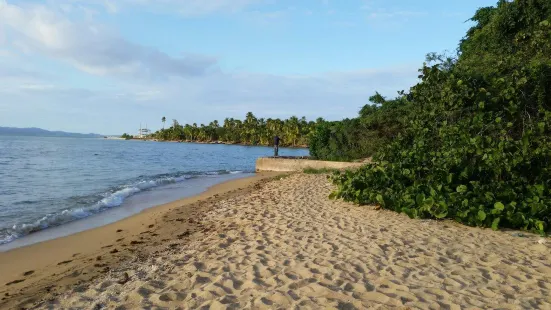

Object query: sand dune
[5,174,551,309]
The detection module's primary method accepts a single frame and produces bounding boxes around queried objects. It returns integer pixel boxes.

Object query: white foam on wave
[0,170,246,245]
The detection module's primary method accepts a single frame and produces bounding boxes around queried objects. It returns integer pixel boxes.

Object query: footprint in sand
[57,260,73,265]
[6,279,25,286]
[23,270,35,276]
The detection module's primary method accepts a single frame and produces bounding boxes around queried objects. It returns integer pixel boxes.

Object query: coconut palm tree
[151,114,319,146]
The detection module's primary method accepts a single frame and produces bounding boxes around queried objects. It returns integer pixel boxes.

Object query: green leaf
[433,202,448,219]
[494,202,505,213]
[376,194,384,205]
[434,210,448,219]
[456,185,468,193]
[447,173,453,184]
[416,193,425,206]
[536,221,545,233]
[423,197,435,207]
[491,218,500,231]
[477,210,487,221]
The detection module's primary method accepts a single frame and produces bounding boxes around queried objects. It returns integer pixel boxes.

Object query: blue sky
[0,0,496,134]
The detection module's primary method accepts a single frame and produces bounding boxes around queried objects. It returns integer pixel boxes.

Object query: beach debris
[117,272,130,285]
[538,238,547,244]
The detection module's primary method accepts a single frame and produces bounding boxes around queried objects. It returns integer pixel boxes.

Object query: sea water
[0,136,308,247]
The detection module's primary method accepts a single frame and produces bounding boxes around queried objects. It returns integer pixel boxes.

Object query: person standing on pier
[274,135,280,157]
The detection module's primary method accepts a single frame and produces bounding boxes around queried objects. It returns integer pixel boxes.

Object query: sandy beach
[1,173,551,309]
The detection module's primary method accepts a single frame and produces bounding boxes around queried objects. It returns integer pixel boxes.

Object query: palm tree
[150,114,317,146]
[285,116,300,146]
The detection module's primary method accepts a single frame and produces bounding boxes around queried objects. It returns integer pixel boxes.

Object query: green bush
[331,0,551,234]
[308,93,410,161]
[308,119,373,161]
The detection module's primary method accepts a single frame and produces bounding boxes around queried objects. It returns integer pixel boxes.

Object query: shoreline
[0,172,283,309]
[123,138,309,149]
[0,173,254,252]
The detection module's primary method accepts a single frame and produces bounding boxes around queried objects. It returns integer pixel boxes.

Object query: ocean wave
[0,169,248,245]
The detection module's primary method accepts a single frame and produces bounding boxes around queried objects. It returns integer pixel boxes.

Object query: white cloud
[0,1,218,79]
[0,49,11,57]
[104,0,118,13]
[65,0,264,16]
[360,0,427,24]
[19,83,56,90]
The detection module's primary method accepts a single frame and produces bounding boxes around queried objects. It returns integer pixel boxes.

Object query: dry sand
[2,174,551,309]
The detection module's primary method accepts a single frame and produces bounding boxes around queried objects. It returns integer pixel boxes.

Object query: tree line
[152,112,323,147]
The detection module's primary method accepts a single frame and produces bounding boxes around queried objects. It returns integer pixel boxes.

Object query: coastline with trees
[146,112,323,148]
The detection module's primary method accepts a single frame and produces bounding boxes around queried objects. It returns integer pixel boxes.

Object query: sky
[0,0,497,135]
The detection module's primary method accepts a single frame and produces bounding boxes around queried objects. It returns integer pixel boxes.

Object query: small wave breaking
[0,170,247,245]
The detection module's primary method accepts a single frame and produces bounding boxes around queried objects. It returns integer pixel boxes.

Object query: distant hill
[0,127,103,138]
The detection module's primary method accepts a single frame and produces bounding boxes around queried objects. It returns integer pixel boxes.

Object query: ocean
[0,136,308,248]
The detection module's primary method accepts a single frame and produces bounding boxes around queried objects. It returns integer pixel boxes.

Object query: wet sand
[1,174,551,309]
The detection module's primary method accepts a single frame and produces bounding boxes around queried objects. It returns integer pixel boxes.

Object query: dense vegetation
[309,92,410,161]
[331,0,551,233]
[152,113,321,147]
